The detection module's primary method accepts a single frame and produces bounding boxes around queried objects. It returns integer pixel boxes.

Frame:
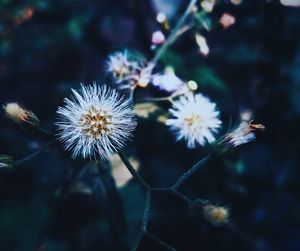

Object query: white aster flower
[152,68,184,92]
[56,84,137,159]
[106,51,139,83]
[166,93,222,148]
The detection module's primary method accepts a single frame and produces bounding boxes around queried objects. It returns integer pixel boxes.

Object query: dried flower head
[56,84,137,159]
[214,120,265,156]
[106,51,139,83]
[203,204,230,226]
[166,93,222,148]
[3,103,40,127]
[152,67,184,92]
[226,120,265,148]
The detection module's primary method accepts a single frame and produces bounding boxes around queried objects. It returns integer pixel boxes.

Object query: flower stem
[15,139,55,167]
[131,189,151,251]
[171,154,212,190]
[136,96,172,104]
[118,150,151,190]
[145,231,176,251]
[150,0,197,65]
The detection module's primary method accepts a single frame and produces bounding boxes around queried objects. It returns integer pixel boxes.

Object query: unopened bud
[187,80,198,91]
[201,0,216,13]
[152,30,165,45]
[219,13,236,29]
[3,103,40,128]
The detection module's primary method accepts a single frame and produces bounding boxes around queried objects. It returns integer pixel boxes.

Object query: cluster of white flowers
[56,84,136,159]
[105,51,184,93]
[56,50,264,159]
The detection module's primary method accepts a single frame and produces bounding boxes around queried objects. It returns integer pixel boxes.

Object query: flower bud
[201,0,216,13]
[213,120,265,156]
[203,204,230,226]
[3,103,40,128]
[219,13,236,29]
[195,33,209,56]
[0,155,15,169]
[152,30,165,45]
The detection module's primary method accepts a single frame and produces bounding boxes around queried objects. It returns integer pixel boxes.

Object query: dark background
[0,0,300,250]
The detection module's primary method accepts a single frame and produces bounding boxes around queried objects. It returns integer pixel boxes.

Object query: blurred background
[0,0,300,250]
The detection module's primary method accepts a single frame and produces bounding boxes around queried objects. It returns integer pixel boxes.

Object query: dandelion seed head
[56,84,137,159]
[166,93,222,148]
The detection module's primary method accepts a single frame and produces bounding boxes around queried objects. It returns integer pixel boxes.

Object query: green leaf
[190,66,227,92]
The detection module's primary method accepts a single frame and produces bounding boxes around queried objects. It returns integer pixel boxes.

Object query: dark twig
[118,150,151,190]
[171,154,212,190]
[36,127,55,138]
[15,139,55,167]
[145,231,176,251]
[131,189,151,251]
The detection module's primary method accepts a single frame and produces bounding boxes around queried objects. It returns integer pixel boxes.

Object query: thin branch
[36,127,55,138]
[171,154,212,190]
[150,0,197,65]
[131,189,152,251]
[145,231,176,251]
[226,222,266,250]
[15,139,55,167]
[135,96,171,104]
[152,188,191,205]
[118,150,151,189]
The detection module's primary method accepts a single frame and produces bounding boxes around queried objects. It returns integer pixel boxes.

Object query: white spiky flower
[106,51,139,83]
[166,93,222,148]
[56,84,137,159]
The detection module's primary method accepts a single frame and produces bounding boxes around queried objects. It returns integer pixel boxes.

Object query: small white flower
[166,93,222,148]
[106,51,138,83]
[56,84,137,159]
[152,69,184,92]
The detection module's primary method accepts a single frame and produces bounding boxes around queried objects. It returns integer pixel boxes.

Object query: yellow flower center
[184,114,202,126]
[79,106,112,139]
